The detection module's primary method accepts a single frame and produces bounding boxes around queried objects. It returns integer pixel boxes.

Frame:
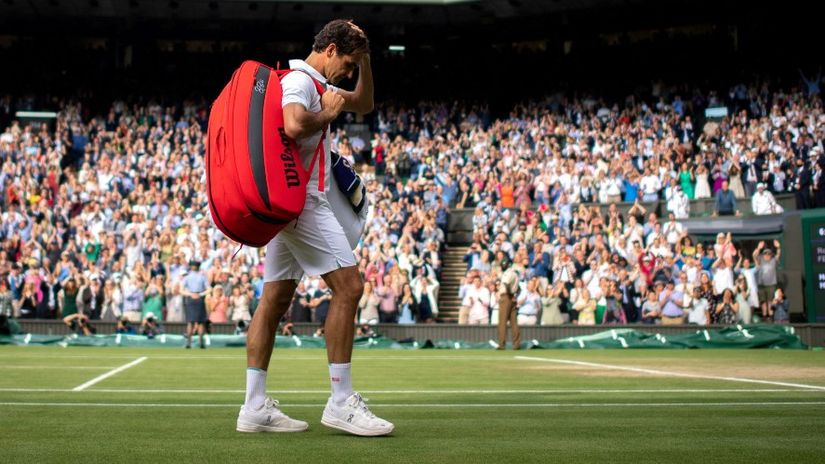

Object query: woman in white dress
[463,276,491,325]
[694,164,712,199]
[728,164,747,199]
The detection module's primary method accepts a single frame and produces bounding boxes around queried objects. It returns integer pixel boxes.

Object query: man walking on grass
[236,19,393,437]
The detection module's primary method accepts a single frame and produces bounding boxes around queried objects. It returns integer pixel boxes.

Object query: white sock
[245,368,267,411]
[329,363,353,405]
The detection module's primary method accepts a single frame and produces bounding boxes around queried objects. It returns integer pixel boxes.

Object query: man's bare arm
[339,54,374,115]
[283,89,344,140]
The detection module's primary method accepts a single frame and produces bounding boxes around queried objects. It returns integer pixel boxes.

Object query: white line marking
[71,357,148,392]
[0,387,823,394]
[0,354,512,361]
[0,366,119,370]
[515,356,825,391]
[1,401,824,409]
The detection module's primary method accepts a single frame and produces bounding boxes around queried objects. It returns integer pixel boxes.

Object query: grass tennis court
[1,347,824,463]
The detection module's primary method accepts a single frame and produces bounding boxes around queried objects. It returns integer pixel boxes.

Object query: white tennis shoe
[236,397,309,433]
[321,392,394,437]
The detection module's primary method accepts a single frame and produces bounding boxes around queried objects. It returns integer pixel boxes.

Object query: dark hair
[313,19,370,56]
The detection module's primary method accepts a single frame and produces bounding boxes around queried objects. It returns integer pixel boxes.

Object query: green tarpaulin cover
[0,325,806,349]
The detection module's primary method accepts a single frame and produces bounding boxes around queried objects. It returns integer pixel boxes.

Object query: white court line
[71,357,148,392]
[1,401,824,409]
[515,356,825,391]
[77,388,825,394]
[0,354,511,361]
[1,387,822,394]
[0,366,119,370]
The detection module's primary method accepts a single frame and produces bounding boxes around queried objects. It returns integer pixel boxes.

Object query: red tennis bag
[206,60,325,247]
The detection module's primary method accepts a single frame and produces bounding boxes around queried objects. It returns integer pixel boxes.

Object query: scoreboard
[805,222,825,322]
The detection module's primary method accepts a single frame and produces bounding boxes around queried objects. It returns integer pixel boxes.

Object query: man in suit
[815,159,825,208]
[741,151,762,197]
[618,269,640,323]
[793,157,813,209]
[77,277,104,320]
[765,163,787,193]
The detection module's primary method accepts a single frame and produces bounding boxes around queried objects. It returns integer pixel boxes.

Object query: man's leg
[765,285,776,320]
[242,280,297,412]
[758,287,769,318]
[319,265,393,436]
[197,322,206,348]
[509,297,521,350]
[322,266,364,364]
[497,296,509,348]
[280,193,392,435]
[247,280,297,370]
[237,233,308,433]
[185,322,193,348]
[321,266,363,404]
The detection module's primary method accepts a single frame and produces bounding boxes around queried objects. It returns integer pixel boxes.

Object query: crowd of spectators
[0,75,821,330]
[0,99,262,331]
[0,96,451,331]
[367,78,821,326]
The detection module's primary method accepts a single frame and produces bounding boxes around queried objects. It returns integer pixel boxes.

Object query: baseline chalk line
[514,356,825,391]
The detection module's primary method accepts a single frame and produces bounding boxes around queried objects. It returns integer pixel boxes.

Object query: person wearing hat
[181,260,209,349]
[752,241,781,320]
[666,183,690,220]
[497,258,522,349]
[751,183,782,215]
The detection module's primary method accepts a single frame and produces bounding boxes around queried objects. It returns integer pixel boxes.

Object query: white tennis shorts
[263,193,357,282]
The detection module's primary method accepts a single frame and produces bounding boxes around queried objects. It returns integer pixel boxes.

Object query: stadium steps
[437,246,469,323]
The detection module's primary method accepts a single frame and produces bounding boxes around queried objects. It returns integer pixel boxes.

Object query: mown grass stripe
[515,355,825,391]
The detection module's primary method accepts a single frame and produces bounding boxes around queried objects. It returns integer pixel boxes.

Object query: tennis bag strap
[283,68,328,193]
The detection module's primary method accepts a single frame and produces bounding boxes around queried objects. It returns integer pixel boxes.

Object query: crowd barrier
[7,320,823,348]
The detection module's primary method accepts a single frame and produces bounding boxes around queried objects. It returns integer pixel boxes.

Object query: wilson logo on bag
[206,60,326,247]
